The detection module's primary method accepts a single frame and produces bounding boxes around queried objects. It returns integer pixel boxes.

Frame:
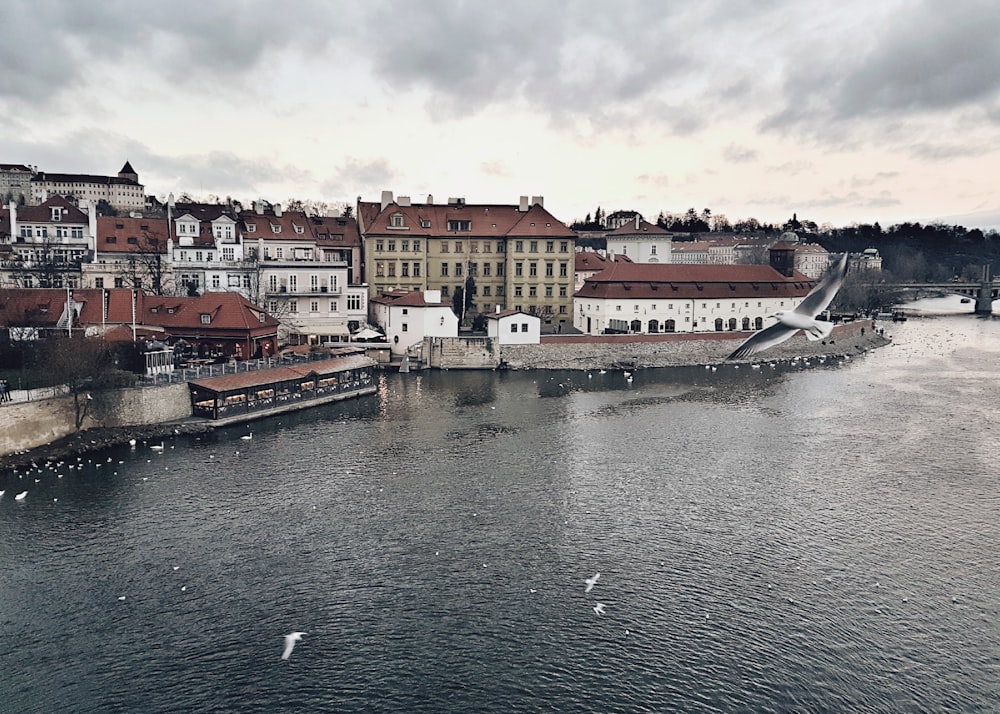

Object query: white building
[370,289,459,356]
[486,309,540,344]
[605,217,673,263]
[574,262,814,335]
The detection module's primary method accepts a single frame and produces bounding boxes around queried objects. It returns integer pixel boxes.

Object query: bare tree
[36,334,114,430]
[117,229,172,295]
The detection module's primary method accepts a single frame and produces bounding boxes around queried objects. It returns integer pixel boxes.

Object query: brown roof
[358,198,575,238]
[97,216,169,254]
[575,251,631,271]
[0,288,142,327]
[605,218,672,236]
[577,263,814,300]
[239,209,312,240]
[15,195,89,223]
[189,354,375,393]
[370,289,449,308]
[309,214,361,246]
[142,292,279,332]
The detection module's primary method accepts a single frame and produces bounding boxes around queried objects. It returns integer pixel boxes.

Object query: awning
[353,328,384,340]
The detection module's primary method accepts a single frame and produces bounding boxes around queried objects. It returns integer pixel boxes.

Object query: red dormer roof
[239,209,313,240]
[605,218,672,236]
[16,195,89,223]
[575,251,632,272]
[359,197,574,238]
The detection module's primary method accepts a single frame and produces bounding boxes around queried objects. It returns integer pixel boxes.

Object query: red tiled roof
[605,218,671,236]
[370,289,448,307]
[575,251,631,271]
[142,292,279,331]
[577,263,814,300]
[358,198,575,238]
[239,209,313,240]
[310,215,362,246]
[96,216,169,254]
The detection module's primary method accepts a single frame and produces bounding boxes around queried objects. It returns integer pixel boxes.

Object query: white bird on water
[14,491,27,501]
[150,442,165,452]
[584,573,601,593]
[593,603,606,616]
[282,631,307,660]
[728,254,849,360]
[240,432,253,441]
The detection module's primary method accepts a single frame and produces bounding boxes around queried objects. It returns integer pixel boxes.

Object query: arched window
[755,317,764,329]
[665,319,676,332]
[630,319,642,333]
[728,318,738,331]
[742,317,751,330]
[714,318,724,331]
[648,319,659,333]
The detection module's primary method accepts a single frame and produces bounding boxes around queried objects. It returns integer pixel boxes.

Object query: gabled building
[86,216,172,294]
[575,249,632,291]
[30,161,145,212]
[573,261,815,335]
[168,201,241,297]
[358,192,577,332]
[605,217,674,263]
[0,195,96,289]
[486,309,540,344]
[369,289,458,357]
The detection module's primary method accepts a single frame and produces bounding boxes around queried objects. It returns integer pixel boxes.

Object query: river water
[2,315,998,713]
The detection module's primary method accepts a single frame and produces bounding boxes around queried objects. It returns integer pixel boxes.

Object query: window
[441,241,449,253]
[454,241,462,252]
[546,241,554,253]
[105,236,117,244]
[247,224,256,233]
[348,295,361,310]
[529,263,537,277]
[200,313,211,324]
[376,240,384,252]
[420,219,430,228]
[560,241,568,252]
[559,286,567,298]
[447,220,471,232]
[482,263,491,277]
[515,240,524,252]
[402,263,409,277]
[402,240,409,251]
[470,241,479,253]
[377,262,385,277]
[401,323,408,332]
[545,286,553,297]
[515,262,523,277]
[514,286,522,297]
[310,301,319,313]
[530,241,538,253]
[269,275,278,292]
[94,277,104,288]
[529,286,537,297]
[441,263,449,277]
[483,286,491,296]
[413,263,421,278]
[413,240,421,251]
[483,241,491,253]
[223,247,234,261]
[510,324,518,333]
[521,323,529,332]
[270,223,281,234]
[330,300,337,311]
[497,263,505,277]
[545,263,553,277]
[289,300,298,313]
[289,276,297,292]
[276,248,284,259]
[311,275,319,291]
[388,263,396,277]
[390,213,405,228]
[51,207,62,221]
[212,275,221,288]
[388,240,396,251]
[651,245,657,255]
[71,227,83,238]
[455,263,463,277]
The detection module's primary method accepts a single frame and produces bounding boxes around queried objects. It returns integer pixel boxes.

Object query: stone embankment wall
[499,320,887,370]
[0,383,191,457]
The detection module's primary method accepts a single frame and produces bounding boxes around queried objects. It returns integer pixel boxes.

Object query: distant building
[574,249,631,291]
[30,161,146,213]
[0,164,34,205]
[605,217,674,263]
[0,195,97,289]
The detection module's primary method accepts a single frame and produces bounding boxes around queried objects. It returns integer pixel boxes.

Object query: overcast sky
[2,0,998,230]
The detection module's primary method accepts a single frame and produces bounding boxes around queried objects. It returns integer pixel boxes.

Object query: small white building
[486,309,540,344]
[605,217,674,263]
[370,289,458,356]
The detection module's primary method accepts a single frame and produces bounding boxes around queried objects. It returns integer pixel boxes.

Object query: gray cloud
[320,157,395,198]
[723,144,758,164]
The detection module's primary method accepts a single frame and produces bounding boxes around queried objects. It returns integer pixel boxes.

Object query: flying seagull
[593,603,606,616]
[584,573,601,593]
[728,254,849,360]
[282,631,307,660]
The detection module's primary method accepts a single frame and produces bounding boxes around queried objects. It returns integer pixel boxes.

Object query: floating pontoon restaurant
[188,354,377,423]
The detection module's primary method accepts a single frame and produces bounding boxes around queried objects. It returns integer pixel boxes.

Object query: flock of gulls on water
[3,263,854,660]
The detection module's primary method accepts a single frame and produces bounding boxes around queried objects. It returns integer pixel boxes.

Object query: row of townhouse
[0,195,369,345]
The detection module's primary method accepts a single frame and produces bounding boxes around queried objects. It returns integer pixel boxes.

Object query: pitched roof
[96,216,169,254]
[141,292,279,332]
[486,309,537,321]
[606,218,672,236]
[239,209,312,240]
[575,251,631,271]
[370,289,449,308]
[15,194,89,223]
[358,198,575,238]
[189,354,375,393]
[309,214,361,246]
[577,263,814,300]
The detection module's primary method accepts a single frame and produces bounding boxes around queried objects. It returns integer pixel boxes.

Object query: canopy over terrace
[188,354,376,422]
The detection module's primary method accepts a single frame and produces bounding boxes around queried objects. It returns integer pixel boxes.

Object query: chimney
[635,215,640,230]
[426,194,434,205]
[255,200,264,215]
[495,304,500,314]
[531,195,543,207]
[398,196,411,207]
[519,195,529,212]
[380,190,394,211]
[274,203,282,217]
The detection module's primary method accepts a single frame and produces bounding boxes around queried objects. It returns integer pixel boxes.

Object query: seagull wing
[727,321,798,359]
[793,254,849,317]
[282,634,298,660]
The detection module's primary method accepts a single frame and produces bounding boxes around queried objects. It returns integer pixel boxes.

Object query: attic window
[420,219,431,228]
[51,208,62,221]
[258,312,265,323]
[168,308,175,314]
[294,224,304,234]
[270,224,281,234]
[247,224,256,233]
[390,213,405,228]
[200,313,211,324]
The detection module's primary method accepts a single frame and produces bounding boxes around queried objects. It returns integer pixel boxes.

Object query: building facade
[30,162,145,212]
[605,217,674,263]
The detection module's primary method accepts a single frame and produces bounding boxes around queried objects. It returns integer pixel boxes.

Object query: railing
[136,351,340,387]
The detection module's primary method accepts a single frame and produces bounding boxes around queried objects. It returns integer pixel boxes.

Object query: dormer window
[390,213,405,228]
[420,219,430,228]
[294,224,304,234]
[247,224,256,233]
[51,208,61,221]
[270,223,281,234]
[200,313,211,324]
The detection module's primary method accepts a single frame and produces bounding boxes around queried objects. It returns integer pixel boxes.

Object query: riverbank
[0,420,213,473]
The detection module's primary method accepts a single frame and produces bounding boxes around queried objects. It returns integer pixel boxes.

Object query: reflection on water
[1,316,998,712]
